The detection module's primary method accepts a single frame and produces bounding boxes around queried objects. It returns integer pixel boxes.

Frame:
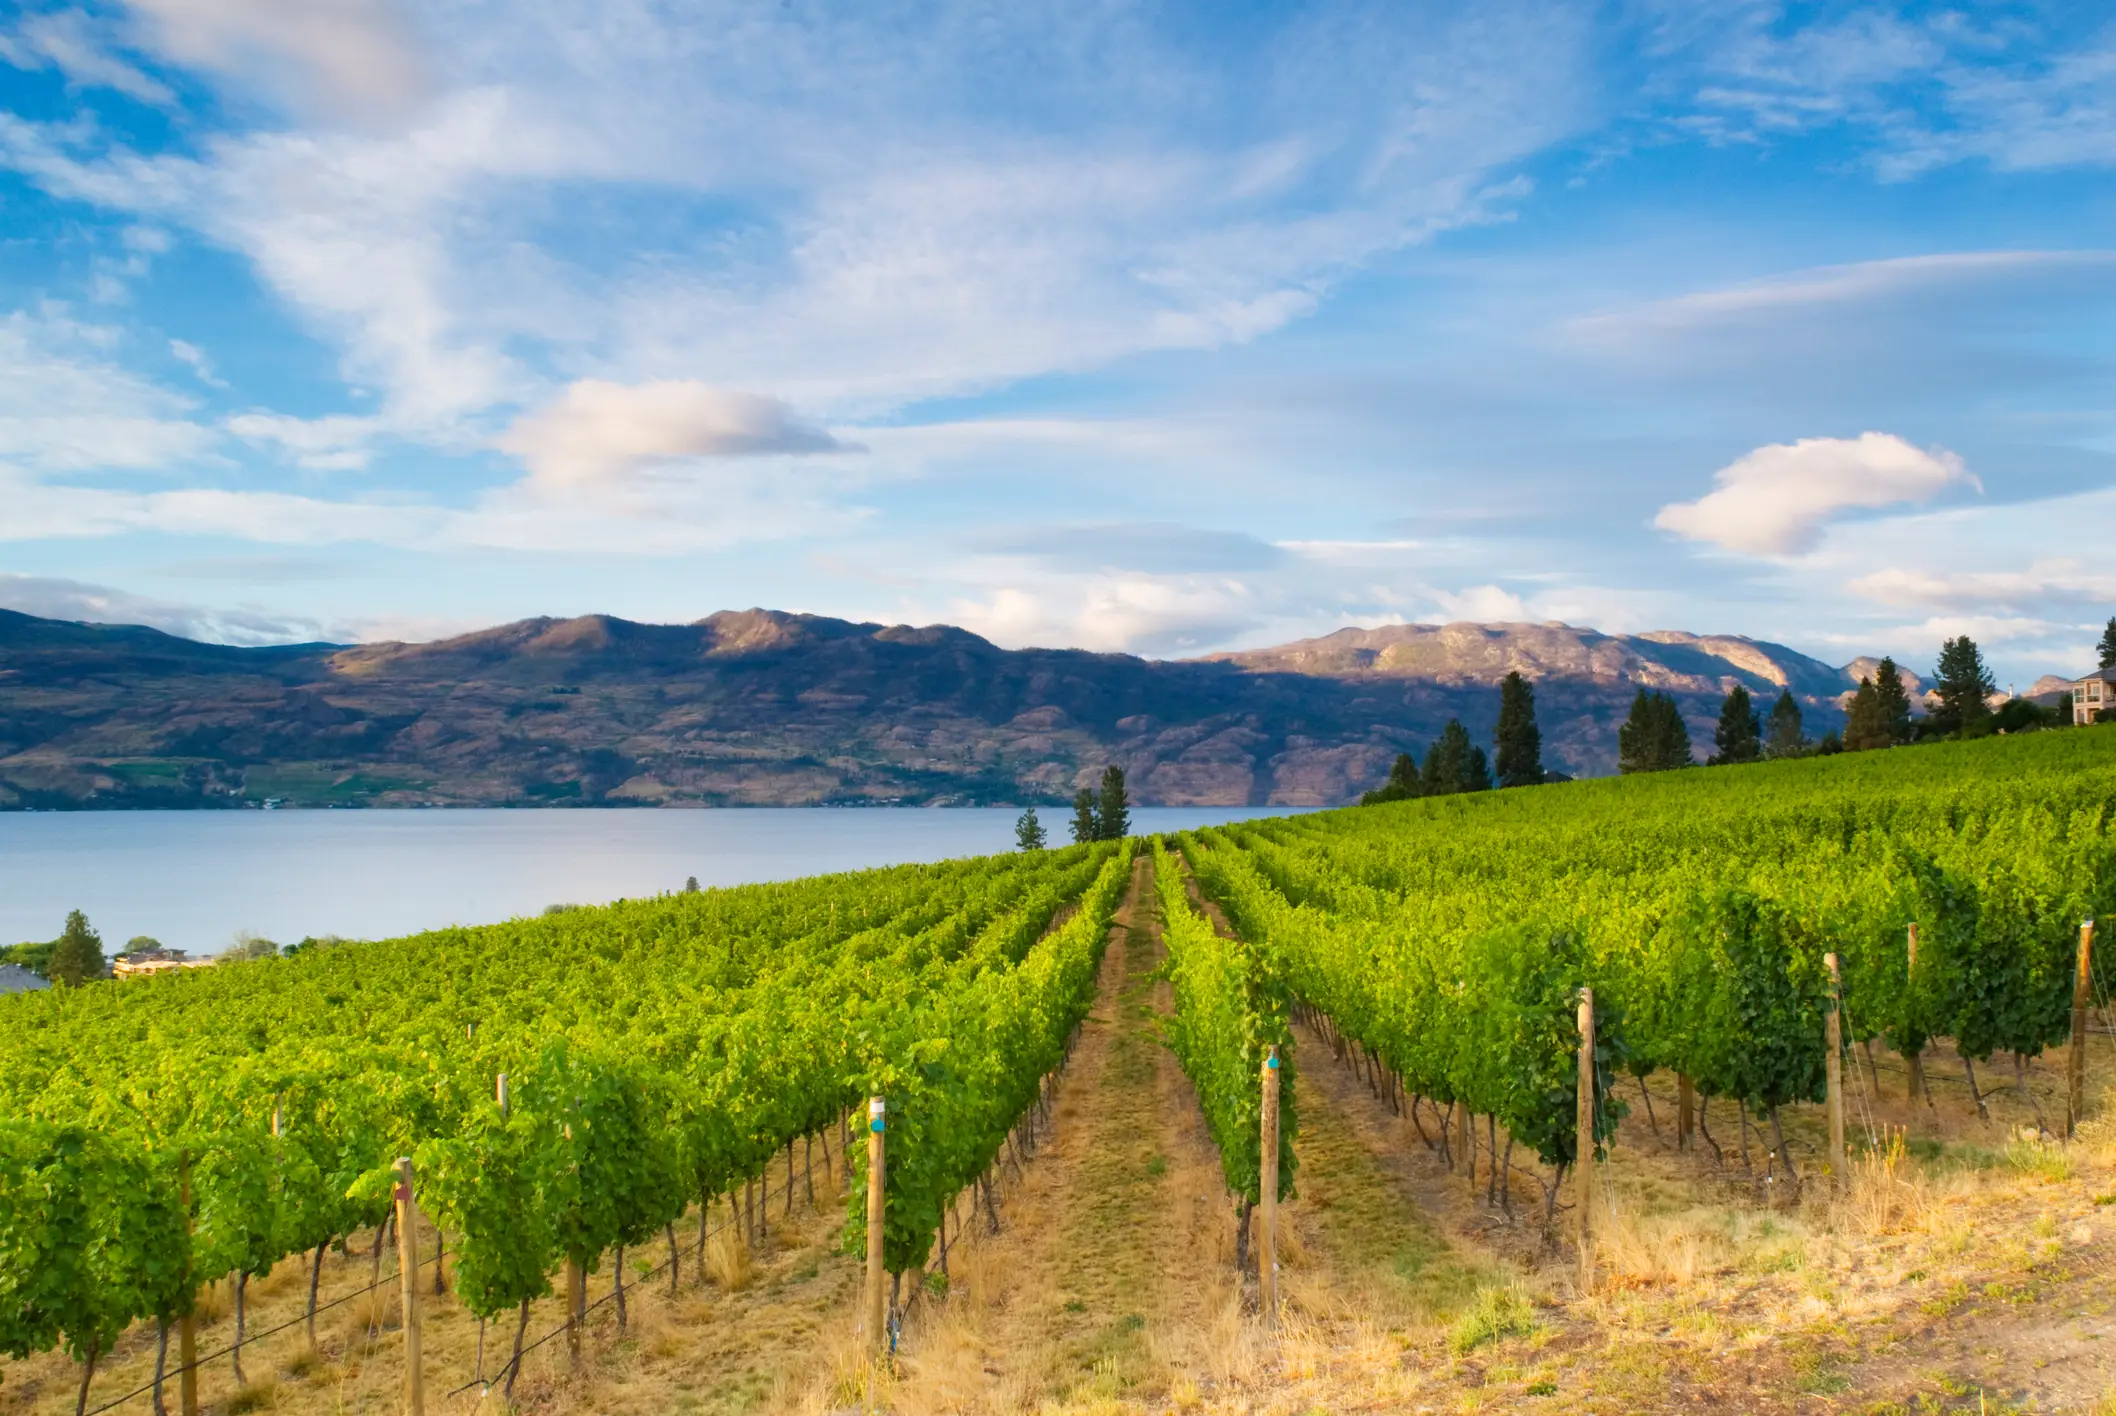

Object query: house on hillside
[113,947,194,978]
[0,964,49,994]
[2073,668,2116,725]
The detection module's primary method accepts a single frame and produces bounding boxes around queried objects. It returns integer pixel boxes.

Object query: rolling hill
[0,608,1880,808]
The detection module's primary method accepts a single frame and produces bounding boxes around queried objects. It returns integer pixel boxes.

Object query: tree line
[1362,622,2112,799]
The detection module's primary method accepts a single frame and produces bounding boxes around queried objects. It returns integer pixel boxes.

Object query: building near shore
[0,964,49,994]
[2072,668,2116,726]
[113,948,197,978]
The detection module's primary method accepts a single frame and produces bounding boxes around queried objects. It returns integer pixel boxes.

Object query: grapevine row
[0,841,1123,1391]
[1174,731,2116,1206]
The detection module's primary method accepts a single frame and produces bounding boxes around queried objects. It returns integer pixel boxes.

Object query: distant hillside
[0,608,1878,808]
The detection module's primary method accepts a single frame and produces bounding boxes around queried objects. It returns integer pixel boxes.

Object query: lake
[0,806,1305,954]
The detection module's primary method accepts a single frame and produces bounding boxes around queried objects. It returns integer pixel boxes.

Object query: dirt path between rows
[881,855,1238,1414]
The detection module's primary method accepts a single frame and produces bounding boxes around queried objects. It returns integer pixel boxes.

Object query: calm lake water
[0,806,1303,954]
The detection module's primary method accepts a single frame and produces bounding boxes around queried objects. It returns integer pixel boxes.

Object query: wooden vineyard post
[864,1097,887,1351]
[1905,923,1924,1103]
[1677,1074,1694,1152]
[179,1152,198,1416]
[1576,987,1596,1292]
[2069,920,2096,1139]
[1259,1046,1281,1324]
[1824,953,1846,1187]
[393,1158,425,1416]
[566,1259,585,1368]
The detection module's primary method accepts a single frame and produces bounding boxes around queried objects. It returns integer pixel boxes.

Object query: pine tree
[1360,752,1422,805]
[1711,685,1762,764]
[1619,690,1692,773]
[1842,677,1888,751]
[1618,690,1654,774]
[1493,671,1543,787]
[1870,656,1913,743]
[1932,635,1995,738]
[1765,690,1806,760]
[1420,720,1491,795]
[1655,693,1693,769]
[2100,617,2116,670]
[1386,751,1420,795]
[1070,788,1099,844]
[47,910,104,987]
[1096,765,1130,840]
[1015,806,1047,851]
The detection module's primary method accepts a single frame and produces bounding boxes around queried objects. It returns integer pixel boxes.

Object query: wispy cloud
[0,571,331,643]
[0,306,212,472]
[1569,251,2116,344]
[0,9,174,105]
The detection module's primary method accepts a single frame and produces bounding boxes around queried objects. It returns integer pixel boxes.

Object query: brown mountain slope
[0,608,1865,808]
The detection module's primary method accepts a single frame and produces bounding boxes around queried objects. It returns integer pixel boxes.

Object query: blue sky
[0,0,2111,686]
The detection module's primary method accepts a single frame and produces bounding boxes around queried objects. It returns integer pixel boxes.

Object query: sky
[0,1,2112,687]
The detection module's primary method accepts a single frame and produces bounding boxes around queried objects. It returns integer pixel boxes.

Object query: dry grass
[704,1225,756,1292]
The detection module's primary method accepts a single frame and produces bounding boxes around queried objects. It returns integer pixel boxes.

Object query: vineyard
[5,728,2116,1415]
[0,840,1133,1413]
[1193,726,2116,1207]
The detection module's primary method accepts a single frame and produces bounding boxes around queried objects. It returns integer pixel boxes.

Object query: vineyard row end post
[1259,1045,1280,1325]
[1576,986,1595,1294]
[864,1097,887,1351]
[1824,952,1845,1188]
[179,1152,198,1416]
[2068,920,2096,1140]
[393,1157,424,1416]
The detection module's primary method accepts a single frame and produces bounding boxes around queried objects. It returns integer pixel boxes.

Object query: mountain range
[0,607,1918,808]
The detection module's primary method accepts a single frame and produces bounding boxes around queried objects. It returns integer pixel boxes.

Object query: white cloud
[119,0,432,122]
[1649,6,2116,179]
[1428,583,1529,623]
[0,571,331,644]
[952,576,1264,657]
[0,306,212,472]
[0,1,1590,436]
[1569,250,2116,344]
[1654,432,1976,557]
[496,381,844,487]
[168,337,226,387]
[226,411,384,470]
[1847,560,2116,613]
[0,9,174,104]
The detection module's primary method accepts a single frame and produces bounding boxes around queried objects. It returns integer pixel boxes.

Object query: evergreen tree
[1618,690,1691,773]
[1618,690,1655,774]
[1842,677,1889,751]
[1359,752,1423,805]
[1493,671,1543,787]
[1765,691,1807,760]
[1420,719,1492,795]
[1014,806,1047,851]
[1069,788,1099,844]
[1096,765,1130,840]
[1932,635,1995,738]
[1870,656,1913,743]
[47,910,104,987]
[1711,684,1762,764]
[2100,617,2116,670]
